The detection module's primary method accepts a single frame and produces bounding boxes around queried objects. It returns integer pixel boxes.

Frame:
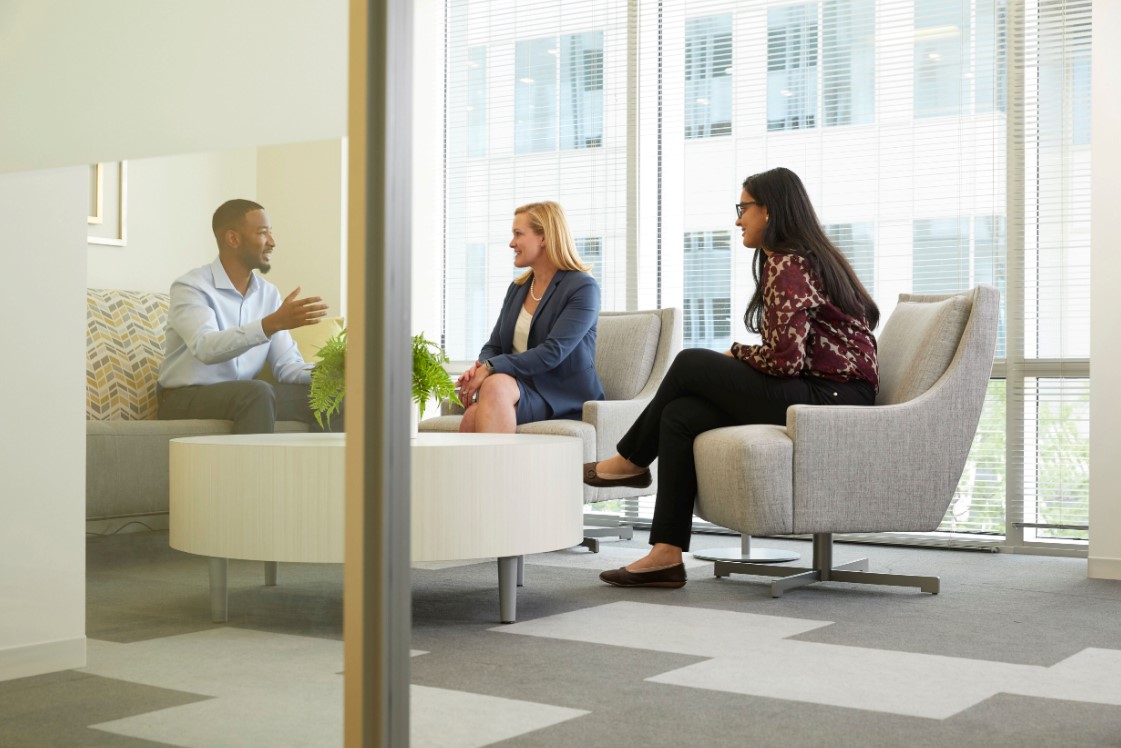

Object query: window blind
[444,0,629,362]
[443,0,1092,550]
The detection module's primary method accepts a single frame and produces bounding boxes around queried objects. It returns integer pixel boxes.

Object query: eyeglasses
[735,201,762,218]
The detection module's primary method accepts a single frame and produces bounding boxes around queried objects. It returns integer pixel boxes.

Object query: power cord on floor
[86,520,161,539]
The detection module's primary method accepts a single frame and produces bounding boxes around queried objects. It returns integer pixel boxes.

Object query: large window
[683,231,732,350]
[467,46,487,158]
[685,15,733,139]
[914,0,1007,118]
[515,32,604,153]
[767,0,874,131]
[443,0,1091,552]
[825,222,875,295]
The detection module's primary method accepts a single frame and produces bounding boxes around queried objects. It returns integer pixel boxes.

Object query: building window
[576,237,603,286]
[515,32,604,154]
[769,1,874,132]
[822,0,875,126]
[768,3,818,131]
[914,0,1006,118]
[685,15,733,139]
[683,231,732,350]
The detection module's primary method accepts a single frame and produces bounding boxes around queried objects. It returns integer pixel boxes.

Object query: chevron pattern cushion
[87,289,169,421]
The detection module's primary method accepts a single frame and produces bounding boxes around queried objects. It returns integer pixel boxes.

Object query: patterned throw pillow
[86,289,169,421]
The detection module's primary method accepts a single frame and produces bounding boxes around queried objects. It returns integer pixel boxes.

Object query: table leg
[209,557,229,623]
[264,561,278,586]
[497,556,520,624]
[517,555,524,587]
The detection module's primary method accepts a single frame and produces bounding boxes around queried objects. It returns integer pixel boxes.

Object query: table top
[171,432,579,449]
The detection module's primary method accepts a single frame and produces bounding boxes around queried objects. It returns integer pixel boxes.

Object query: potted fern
[309,328,347,430]
[308,329,459,434]
[412,333,460,429]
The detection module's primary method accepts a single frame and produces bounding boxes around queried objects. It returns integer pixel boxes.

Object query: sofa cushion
[87,288,169,421]
[876,293,972,406]
[596,312,661,400]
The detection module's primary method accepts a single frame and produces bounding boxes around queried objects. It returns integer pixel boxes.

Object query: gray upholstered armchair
[419,307,682,551]
[693,286,1000,596]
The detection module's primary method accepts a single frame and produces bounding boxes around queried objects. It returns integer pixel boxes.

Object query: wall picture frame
[88,161,127,246]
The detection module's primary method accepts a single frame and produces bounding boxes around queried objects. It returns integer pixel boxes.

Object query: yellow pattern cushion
[289,316,345,362]
[86,289,169,421]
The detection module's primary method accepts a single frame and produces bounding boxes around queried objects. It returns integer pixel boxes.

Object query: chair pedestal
[580,521,634,553]
[692,535,800,564]
[713,533,940,598]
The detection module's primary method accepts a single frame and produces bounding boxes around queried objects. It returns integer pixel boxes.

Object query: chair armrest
[440,397,466,416]
[583,398,650,459]
[785,388,974,533]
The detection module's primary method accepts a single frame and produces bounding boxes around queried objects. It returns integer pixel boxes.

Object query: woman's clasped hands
[456,361,490,407]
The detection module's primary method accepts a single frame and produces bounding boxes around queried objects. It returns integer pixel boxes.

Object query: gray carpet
[2,530,1120,747]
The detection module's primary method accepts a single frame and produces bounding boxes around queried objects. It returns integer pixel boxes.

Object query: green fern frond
[309,328,347,430]
[412,333,460,419]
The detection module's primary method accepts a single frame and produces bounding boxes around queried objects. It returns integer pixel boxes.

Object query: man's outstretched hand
[262,287,329,337]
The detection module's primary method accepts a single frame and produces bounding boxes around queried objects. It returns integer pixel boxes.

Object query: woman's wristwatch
[483,359,495,373]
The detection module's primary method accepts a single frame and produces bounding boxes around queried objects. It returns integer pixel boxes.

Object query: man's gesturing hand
[262,287,329,337]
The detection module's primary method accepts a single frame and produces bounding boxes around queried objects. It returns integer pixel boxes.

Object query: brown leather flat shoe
[599,563,686,588]
[583,462,652,489]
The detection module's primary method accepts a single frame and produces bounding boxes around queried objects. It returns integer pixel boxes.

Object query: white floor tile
[84,630,586,748]
[497,601,1121,720]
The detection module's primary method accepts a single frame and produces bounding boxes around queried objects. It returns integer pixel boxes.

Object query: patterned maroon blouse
[729,253,879,391]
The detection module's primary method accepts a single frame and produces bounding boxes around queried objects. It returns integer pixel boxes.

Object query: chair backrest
[87,288,169,421]
[784,285,999,534]
[595,308,680,400]
[875,291,976,406]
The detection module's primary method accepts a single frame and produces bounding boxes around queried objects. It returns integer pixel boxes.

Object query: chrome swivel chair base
[691,535,800,564]
[713,533,940,598]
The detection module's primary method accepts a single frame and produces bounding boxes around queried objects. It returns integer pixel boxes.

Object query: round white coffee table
[169,432,583,623]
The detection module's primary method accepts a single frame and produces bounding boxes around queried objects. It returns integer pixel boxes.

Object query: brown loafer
[599,563,686,588]
[583,462,652,489]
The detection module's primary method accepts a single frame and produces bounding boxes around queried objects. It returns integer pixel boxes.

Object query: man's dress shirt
[158,257,311,388]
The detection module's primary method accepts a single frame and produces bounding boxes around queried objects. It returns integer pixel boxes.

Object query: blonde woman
[457,201,605,433]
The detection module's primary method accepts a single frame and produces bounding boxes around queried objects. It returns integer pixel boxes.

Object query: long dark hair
[742,167,879,332]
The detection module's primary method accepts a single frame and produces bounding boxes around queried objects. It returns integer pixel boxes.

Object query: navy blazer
[479,270,605,420]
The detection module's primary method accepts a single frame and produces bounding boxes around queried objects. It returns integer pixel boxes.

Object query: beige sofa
[86,288,342,522]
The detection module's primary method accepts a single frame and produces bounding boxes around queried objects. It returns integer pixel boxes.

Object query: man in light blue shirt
[157,199,332,433]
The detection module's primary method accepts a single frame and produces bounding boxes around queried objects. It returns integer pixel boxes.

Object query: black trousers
[158,380,338,434]
[616,348,874,550]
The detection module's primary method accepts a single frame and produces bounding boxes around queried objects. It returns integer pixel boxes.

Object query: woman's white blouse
[512,305,533,353]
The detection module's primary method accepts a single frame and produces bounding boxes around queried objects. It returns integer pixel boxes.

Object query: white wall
[0,168,88,679]
[1088,2,1121,580]
[87,149,258,292]
[258,140,348,316]
[0,0,347,174]
[0,0,348,682]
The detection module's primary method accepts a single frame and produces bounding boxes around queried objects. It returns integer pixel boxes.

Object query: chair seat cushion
[418,415,463,432]
[694,424,794,536]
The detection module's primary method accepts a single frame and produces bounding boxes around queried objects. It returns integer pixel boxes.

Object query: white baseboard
[1088,555,1121,580]
[0,636,86,682]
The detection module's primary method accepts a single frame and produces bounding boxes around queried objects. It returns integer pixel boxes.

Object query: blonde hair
[512,201,591,285]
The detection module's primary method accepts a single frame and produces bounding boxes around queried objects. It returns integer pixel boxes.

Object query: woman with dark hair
[585,167,879,588]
